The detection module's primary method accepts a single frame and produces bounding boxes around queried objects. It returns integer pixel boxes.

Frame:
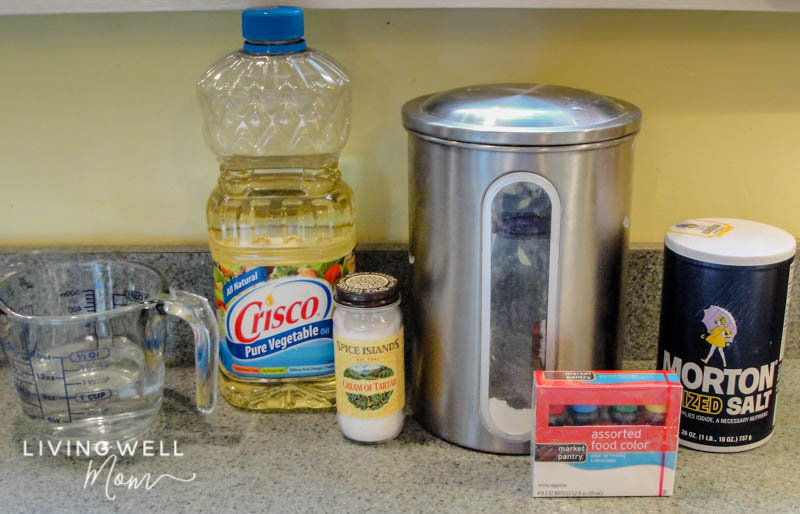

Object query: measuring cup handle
[158,290,219,415]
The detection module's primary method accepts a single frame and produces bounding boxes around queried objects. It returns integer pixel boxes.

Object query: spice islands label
[214,253,354,379]
[334,331,404,418]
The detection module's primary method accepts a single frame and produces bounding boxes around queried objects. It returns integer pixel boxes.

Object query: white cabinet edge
[3,0,800,16]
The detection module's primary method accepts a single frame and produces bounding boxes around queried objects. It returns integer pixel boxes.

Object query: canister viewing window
[479,172,561,440]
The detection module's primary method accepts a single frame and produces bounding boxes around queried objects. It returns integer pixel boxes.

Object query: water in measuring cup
[11,335,163,442]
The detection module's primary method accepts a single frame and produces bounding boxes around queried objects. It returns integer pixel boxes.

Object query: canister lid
[401,83,641,146]
[334,272,400,308]
[665,218,797,266]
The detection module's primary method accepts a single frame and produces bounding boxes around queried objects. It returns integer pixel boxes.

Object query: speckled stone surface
[625,248,668,360]
[0,361,797,513]
[0,245,412,367]
[0,245,798,365]
[624,247,800,360]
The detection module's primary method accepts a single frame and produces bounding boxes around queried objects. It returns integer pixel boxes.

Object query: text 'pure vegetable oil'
[197,7,356,409]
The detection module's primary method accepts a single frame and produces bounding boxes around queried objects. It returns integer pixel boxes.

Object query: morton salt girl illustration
[197,7,356,409]
[657,218,795,452]
[699,307,736,367]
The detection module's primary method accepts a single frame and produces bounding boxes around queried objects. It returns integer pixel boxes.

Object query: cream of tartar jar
[333,272,404,443]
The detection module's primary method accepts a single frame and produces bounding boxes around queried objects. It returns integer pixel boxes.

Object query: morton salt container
[657,218,796,452]
[402,83,642,454]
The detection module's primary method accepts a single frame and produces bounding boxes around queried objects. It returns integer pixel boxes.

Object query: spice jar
[333,273,404,443]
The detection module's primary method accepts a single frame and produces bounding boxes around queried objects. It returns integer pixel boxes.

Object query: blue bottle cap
[242,6,307,55]
[570,405,598,414]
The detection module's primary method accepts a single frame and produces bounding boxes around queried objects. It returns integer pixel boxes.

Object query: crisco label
[334,331,404,418]
[215,253,354,378]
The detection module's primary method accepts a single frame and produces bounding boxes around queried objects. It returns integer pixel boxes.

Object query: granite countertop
[0,361,797,513]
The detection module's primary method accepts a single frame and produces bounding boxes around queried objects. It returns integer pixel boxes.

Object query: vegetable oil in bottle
[197,7,356,410]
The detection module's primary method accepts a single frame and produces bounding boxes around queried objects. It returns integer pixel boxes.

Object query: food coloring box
[531,370,682,497]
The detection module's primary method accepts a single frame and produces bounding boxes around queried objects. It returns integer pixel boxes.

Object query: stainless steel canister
[402,83,642,454]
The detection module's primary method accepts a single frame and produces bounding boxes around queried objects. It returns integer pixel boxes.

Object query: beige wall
[1,9,799,246]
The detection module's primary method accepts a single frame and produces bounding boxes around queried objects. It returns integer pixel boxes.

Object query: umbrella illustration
[701,306,737,342]
[700,305,736,367]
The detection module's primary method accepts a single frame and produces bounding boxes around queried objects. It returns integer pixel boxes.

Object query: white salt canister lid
[665,218,797,266]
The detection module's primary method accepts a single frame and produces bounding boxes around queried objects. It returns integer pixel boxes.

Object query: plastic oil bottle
[197,7,356,409]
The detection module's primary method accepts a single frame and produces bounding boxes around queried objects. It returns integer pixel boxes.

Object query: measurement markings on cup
[83,290,96,313]
[17,352,106,423]
[10,360,45,419]
[112,290,146,308]
[26,361,44,417]
[7,288,148,426]
[60,359,72,422]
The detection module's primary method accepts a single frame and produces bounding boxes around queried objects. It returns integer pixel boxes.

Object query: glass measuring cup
[0,257,218,443]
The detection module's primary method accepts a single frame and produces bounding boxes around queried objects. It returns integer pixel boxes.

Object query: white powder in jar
[333,273,405,444]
